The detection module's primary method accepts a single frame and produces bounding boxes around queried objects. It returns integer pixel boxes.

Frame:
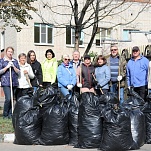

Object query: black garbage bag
[130,106,146,147]
[123,89,146,148]
[76,92,102,148]
[12,95,41,145]
[100,105,137,151]
[143,94,151,144]
[39,96,69,145]
[68,93,79,146]
[98,92,119,105]
[33,85,58,108]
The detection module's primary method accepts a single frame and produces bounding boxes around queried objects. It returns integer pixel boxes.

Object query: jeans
[110,83,124,104]
[3,86,16,118]
[59,86,72,98]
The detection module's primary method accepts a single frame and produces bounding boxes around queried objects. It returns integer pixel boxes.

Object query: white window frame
[66,26,84,47]
[34,23,54,45]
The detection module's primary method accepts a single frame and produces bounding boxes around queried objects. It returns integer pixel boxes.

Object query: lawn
[0,107,14,134]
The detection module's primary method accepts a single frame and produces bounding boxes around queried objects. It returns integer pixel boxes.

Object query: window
[95,27,112,46]
[34,23,53,45]
[66,26,84,46]
[101,28,112,40]
[122,29,139,41]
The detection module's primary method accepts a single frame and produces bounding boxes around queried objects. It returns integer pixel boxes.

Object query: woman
[42,49,58,87]
[27,50,43,92]
[15,53,35,100]
[95,55,111,95]
[0,46,20,119]
[57,54,76,98]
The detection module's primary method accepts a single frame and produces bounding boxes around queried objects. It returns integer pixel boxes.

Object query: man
[70,50,82,93]
[77,55,95,93]
[127,46,149,100]
[107,44,127,104]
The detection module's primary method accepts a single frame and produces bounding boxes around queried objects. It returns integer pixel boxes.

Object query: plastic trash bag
[68,93,79,146]
[100,105,137,151]
[76,92,102,148]
[39,96,69,145]
[12,95,41,145]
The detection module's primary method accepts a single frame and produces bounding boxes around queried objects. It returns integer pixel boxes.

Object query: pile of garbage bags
[12,86,150,151]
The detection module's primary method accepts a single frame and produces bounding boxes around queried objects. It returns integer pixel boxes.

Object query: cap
[132,46,139,51]
[63,54,70,59]
[84,55,91,60]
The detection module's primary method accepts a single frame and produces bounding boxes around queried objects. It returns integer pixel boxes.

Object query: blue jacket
[126,56,149,87]
[95,65,111,89]
[0,58,20,87]
[57,62,76,88]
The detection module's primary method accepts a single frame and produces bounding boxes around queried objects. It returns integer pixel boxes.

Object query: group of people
[0,44,150,119]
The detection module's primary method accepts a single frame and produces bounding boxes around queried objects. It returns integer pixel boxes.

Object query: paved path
[0,143,151,151]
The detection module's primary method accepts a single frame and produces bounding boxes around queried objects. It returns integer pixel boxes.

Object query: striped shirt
[110,56,119,82]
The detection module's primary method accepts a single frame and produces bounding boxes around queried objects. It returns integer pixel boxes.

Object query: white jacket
[18,63,35,88]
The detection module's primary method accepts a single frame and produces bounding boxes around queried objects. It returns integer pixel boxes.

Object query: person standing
[15,53,35,100]
[0,47,20,119]
[70,50,82,93]
[107,45,127,104]
[77,54,95,93]
[94,55,111,95]
[27,50,43,92]
[127,46,149,100]
[57,54,76,98]
[41,49,58,87]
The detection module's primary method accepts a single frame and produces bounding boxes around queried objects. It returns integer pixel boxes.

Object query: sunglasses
[64,58,70,61]
[111,49,118,51]
[132,50,139,52]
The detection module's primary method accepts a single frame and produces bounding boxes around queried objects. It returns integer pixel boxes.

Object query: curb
[0,133,15,143]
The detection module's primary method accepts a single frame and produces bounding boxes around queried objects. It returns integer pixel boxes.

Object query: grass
[0,107,14,134]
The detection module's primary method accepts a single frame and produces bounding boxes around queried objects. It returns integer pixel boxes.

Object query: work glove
[6,61,14,68]
[77,83,82,88]
[117,75,122,81]
[67,85,73,90]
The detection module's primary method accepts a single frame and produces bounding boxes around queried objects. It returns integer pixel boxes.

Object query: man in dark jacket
[77,55,95,93]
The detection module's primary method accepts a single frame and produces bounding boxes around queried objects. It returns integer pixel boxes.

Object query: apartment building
[0,0,151,61]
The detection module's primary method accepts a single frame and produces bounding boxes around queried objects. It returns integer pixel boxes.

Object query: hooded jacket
[42,58,58,84]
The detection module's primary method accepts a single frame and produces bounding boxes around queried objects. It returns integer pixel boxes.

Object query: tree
[0,0,37,31]
[37,0,150,55]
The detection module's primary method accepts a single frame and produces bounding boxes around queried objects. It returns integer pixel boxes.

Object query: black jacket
[30,60,43,86]
[82,63,95,89]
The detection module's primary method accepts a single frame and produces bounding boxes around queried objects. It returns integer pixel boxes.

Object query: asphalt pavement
[0,143,150,151]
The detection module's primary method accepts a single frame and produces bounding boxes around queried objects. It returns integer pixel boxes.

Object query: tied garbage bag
[33,85,58,108]
[143,94,151,144]
[12,95,41,145]
[68,93,79,146]
[39,96,69,145]
[123,89,146,148]
[76,92,102,148]
[100,105,137,151]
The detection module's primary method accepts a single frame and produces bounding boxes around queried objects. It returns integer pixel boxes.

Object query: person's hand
[24,70,28,74]
[6,61,14,69]
[77,83,82,88]
[67,85,73,90]
[117,75,122,81]
[9,61,14,67]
